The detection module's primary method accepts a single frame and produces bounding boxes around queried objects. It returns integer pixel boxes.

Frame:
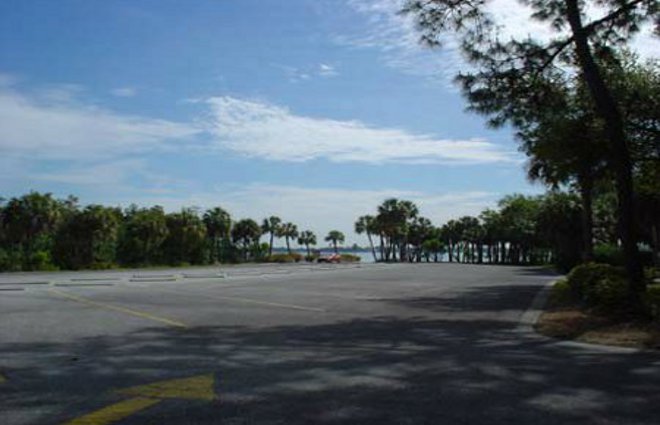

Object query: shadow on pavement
[1,281,658,425]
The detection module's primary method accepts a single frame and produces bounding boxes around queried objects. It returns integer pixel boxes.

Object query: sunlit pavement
[1,263,658,424]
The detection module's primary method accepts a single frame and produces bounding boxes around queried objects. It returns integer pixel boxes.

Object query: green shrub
[266,253,303,263]
[304,254,319,262]
[566,263,624,299]
[644,284,660,321]
[593,244,625,266]
[566,262,631,316]
[340,253,361,263]
[24,250,58,271]
[583,274,629,315]
[548,279,575,306]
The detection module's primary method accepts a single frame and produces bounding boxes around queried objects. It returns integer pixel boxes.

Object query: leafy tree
[377,198,419,261]
[403,0,657,292]
[53,205,122,269]
[231,219,262,261]
[261,216,282,256]
[118,206,169,265]
[277,222,298,253]
[204,207,232,263]
[162,208,207,265]
[297,230,317,257]
[408,217,434,262]
[325,230,345,253]
[355,215,379,262]
[1,192,65,269]
[422,238,446,262]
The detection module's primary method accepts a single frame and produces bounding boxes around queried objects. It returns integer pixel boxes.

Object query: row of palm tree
[355,192,601,270]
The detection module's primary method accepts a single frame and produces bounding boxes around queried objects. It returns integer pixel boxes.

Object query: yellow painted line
[62,374,216,425]
[49,288,188,329]
[117,373,216,401]
[0,373,7,383]
[155,286,325,312]
[62,397,159,425]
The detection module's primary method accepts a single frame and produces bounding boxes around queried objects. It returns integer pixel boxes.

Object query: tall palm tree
[261,216,282,256]
[278,222,298,253]
[297,230,316,258]
[325,230,345,254]
[355,215,378,262]
[204,207,231,263]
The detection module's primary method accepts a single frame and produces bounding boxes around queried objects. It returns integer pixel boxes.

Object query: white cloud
[203,96,515,164]
[111,87,137,97]
[110,183,501,245]
[0,87,201,160]
[318,63,339,77]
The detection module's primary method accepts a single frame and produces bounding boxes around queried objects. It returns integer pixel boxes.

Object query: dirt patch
[536,308,660,350]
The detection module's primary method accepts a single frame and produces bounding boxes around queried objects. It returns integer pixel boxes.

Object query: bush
[25,250,58,271]
[593,244,625,266]
[266,253,303,263]
[584,274,629,315]
[566,263,624,299]
[644,284,660,321]
[566,262,630,316]
[548,279,575,306]
[340,253,361,263]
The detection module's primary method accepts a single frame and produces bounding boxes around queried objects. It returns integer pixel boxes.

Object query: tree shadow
[2,312,659,425]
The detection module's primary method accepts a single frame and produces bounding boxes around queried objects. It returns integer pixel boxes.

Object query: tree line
[0,193,348,271]
[356,190,657,272]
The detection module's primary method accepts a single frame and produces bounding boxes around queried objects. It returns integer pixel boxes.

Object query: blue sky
[1,0,654,245]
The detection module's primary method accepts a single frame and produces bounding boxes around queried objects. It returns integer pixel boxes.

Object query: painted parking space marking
[48,288,188,329]
[154,285,325,312]
[62,374,216,425]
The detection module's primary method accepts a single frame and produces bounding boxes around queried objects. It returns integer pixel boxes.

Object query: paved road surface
[1,263,658,424]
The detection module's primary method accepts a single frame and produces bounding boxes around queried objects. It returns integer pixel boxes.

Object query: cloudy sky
[0,0,655,245]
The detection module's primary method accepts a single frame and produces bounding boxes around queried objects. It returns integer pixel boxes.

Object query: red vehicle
[317,253,341,263]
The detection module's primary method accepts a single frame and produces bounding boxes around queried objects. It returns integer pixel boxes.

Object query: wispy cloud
[203,96,516,164]
[0,82,513,166]
[111,87,137,97]
[273,62,340,82]
[0,87,201,160]
[318,63,339,77]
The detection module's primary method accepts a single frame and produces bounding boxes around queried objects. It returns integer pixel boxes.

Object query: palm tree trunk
[367,232,378,262]
[269,232,274,256]
[565,0,643,294]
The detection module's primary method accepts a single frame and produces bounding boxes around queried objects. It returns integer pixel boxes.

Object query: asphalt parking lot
[1,263,658,424]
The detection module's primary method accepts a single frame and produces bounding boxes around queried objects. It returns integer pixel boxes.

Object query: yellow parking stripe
[62,397,159,425]
[49,288,188,329]
[155,286,325,312]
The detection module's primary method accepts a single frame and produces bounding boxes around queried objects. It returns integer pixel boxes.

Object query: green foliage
[593,244,625,266]
[644,285,660,321]
[53,205,122,270]
[566,263,630,316]
[162,208,207,265]
[548,279,574,306]
[339,253,361,263]
[266,252,303,263]
[117,206,169,266]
